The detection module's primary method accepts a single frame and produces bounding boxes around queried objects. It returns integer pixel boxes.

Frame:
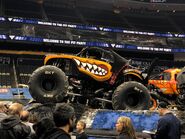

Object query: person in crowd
[21,110,35,133]
[115,116,137,139]
[29,104,54,123]
[8,102,23,115]
[33,103,76,139]
[28,112,38,124]
[76,120,88,139]
[30,104,55,139]
[152,102,181,139]
[0,102,31,139]
[0,102,8,121]
[33,117,56,139]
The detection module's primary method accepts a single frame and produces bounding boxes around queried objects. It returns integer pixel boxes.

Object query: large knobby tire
[112,81,150,110]
[28,65,68,103]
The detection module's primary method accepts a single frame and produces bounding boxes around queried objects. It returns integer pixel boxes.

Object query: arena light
[113,0,121,14]
[113,8,121,14]
[36,0,44,4]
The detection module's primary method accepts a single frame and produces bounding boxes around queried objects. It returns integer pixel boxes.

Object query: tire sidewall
[29,65,68,103]
[112,81,150,110]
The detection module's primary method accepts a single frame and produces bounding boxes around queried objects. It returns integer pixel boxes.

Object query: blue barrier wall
[83,110,159,132]
[0,88,32,100]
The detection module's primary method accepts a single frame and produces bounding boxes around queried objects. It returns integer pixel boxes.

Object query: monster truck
[148,68,185,110]
[28,47,151,110]
[176,67,185,108]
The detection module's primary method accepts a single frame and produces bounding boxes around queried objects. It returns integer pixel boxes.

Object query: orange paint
[148,68,181,95]
[44,54,112,82]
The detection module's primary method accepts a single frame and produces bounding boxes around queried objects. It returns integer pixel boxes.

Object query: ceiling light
[114,8,121,14]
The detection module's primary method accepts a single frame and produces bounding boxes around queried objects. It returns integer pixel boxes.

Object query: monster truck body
[29,47,150,110]
[149,68,181,95]
[148,68,185,109]
[44,47,144,84]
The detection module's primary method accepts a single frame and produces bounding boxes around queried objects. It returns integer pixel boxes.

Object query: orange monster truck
[28,47,151,110]
[148,68,185,110]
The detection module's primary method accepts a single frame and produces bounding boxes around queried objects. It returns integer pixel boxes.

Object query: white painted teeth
[86,68,90,72]
[82,62,86,67]
[91,70,95,74]
[74,58,108,76]
[98,67,101,72]
[93,65,98,70]
[101,69,107,74]
[74,59,80,66]
[102,69,105,72]
[87,63,92,69]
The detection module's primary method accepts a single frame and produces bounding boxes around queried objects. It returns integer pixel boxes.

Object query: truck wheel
[28,65,68,103]
[149,97,157,111]
[112,81,150,110]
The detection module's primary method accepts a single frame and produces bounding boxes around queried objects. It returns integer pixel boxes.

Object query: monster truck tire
[28,65,68,103]
[112,81,150,110]
[149,97,157,111]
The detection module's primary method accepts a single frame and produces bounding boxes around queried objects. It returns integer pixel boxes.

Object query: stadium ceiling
[25,0,185,11]
[2,0,185,32]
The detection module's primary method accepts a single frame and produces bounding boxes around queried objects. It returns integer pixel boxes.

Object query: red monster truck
[148,68,185,110]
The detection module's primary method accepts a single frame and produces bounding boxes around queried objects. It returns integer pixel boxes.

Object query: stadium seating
[16,58,42,85]
[17,65,38,85]
[0,57,12,88]
[0,57,43,88]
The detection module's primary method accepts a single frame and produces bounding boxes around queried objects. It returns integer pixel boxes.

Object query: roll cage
[77,47,129,73]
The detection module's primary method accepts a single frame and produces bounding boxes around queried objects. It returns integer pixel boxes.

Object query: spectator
[28,112,38,124]
[21,110,30,121]
[76,120,88,139]
[0,102,31,139]
[152,102,181,139]
[116,116,137,139]
[34,103,75,139]
[21,110,35,133]
[33,118,55,139]
[8,102,23,116]
[0,102,8,121]
[28,104,54,123]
